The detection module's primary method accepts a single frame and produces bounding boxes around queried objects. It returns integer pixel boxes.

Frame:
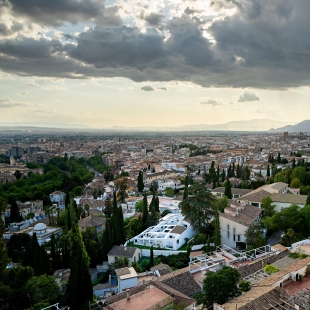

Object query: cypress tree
[216,166,220,182]
[267,165,270,177]
[66,224,93,310]
[67,207,72,231]
[149,193,155,212]
[232,162,235,177]
[23,232,40,268]
[104,198,112,218]
[224,179,232,199]
[292,158,296,169]
[236,164,241,179]
[138,171,144,192]
[214,212,221,248]
[155,197,160,213]
[112,191,118,215]
[10,201,20,222]
[227,164,232,178]
[277,152,281,163]
[222,169,225,182]
[183,175,189,200]
[73,200,78,217]
[118,206,126,244]
[150,246,154,267]
[142,194,148,226]
[51,234,56,269]
[65,191,70,210]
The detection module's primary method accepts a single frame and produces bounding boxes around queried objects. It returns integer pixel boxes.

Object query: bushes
[264,265,279,275]
[239,280,251,292]
[157,252,189,269]
[289,252,308,259]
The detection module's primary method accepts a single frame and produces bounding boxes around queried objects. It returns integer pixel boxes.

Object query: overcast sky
[0,0,309,128]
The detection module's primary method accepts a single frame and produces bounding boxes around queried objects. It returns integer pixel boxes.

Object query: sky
[0,0,310,129]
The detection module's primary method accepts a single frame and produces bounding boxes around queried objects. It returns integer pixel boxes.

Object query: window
[238,234,240,241]
[233,227,236,241]
[227,231,230,239]
[227,224,230,231]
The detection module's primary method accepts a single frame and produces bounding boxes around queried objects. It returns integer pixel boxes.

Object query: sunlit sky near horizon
[0,0,310,128]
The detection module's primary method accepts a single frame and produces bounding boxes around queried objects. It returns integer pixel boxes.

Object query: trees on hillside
[224,179,232,199]
[137,171,144,192]
[261,197,276,218]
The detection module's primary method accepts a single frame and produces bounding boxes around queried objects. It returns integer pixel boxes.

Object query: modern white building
[133,214,194,250]
[157,179,184,192]
[220,201,261,249]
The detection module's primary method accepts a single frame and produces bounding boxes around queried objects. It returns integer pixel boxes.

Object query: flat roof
[109,285,173,310]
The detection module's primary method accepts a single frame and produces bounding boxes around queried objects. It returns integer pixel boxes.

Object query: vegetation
[264,265,279,275]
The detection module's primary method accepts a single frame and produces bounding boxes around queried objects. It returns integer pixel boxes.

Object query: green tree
[165,187,175,197]
[13,170,22,180]
[214,196,228,213]
[245,222,266,248]
[261,196,276,218]
[201,266,240,307]
[287,228,295,246]
[292,166,307,185]
[74,186,83,196]
[274,172,284,183]
[65,191,70,209]
[277,152,281,163]
[266,165,270,177]
[224,179,232,199]
[179,183,216,233]
[116,178,128,203]
[104,197,113,218]
[306,193,310,206]
[10,201,20,222]
[66,224,93,309]
[290,177,302,188]
[183,175,189,200]
[26,274,59,306]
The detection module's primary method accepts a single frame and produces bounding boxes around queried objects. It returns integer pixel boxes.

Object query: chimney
[126,290,130,300]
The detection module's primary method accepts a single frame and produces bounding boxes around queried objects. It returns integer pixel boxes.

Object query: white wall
[273,202,304,212]
[220,216,247,248]
[118,277,138,292]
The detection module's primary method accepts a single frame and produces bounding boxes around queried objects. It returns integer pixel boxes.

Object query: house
[211,187,253,199]
[270,193,307,212]
[17,200,43,218]
[78,215,106,234]
[220,201,261,249]
[150,263,173,277]
[107,245,142,265]
[93,283,117,297]
[115,267,138,293]
[104,281,196,310]
[132,214,194,250]
[49,191,66,208]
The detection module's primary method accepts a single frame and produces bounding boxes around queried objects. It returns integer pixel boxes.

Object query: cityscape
[1,0,310,310]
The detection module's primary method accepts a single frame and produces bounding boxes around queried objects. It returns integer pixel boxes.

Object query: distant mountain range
[269,120,310,132]
[110,119,295,132]
[0,119,305,132]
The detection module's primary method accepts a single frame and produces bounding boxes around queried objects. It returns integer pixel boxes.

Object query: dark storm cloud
[1,1,310,89]
[141,85,154,91]
[3,0,122,26]
[140,12,164,27]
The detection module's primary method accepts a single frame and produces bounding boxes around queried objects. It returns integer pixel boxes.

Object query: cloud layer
[0,0,310,89]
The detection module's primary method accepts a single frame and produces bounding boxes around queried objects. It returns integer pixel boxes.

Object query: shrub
[264,265,280,275]
[239,280,251,292]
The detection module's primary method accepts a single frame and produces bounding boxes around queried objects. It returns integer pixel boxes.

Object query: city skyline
[1,0,310,128]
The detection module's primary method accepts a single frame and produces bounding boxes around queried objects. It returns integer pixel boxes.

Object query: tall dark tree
[292,158,296,169]
[65,191,70,210]
[277,152,281,163]
[221,169,225,182]
[66,224,93,310]
[216,166,220,182]
[13,170,22,180]
[232,162,235,178]
[10,201,20,222]
[183,175,189,200]
[155,196,160,213]
[142,194,148,226]
[236,164,241,179]
[137,171,144,192]
[224,179,232,199]
[23,233,40,269]
[266,165,270,177]
[118,206,126,244]
[104,198,112,218]
[214,212,221,248]
[209,161,216,189]
[150,245,154,268]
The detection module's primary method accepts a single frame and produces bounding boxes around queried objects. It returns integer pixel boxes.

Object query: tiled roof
[107,245,138,258]
[239,189,271,203]
[254,256,310,286]
[115,267,130,276]
[78,215,106,228]
[150,263,173,276]
[270,193,307,204]
[157,267,201,297]
[170,225,186,235]
[212,187,253,195]
[220,203,261,227]
[221,286,291,310]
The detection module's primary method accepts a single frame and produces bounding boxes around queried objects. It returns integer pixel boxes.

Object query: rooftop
[108,245,139,258]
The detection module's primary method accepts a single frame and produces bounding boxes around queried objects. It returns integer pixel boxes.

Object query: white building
[157,179,184,192]
[220,201,261,249]
[133,214,194,250]
[3,222,62,245]
[115,267,138,293]
[49,191,66,208]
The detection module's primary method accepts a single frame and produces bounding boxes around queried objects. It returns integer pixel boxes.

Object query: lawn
[126,241,188,251]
